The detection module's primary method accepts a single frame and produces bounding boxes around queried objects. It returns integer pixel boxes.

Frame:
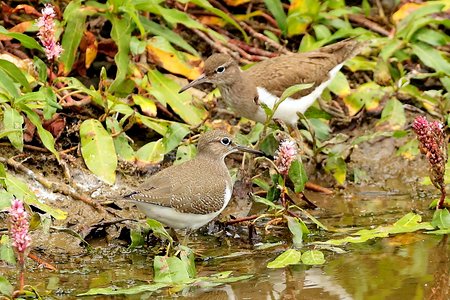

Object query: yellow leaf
[133,95,157,117]
[224,0,250,6]
[198,16,227,27]
[147,36,203,80]
[85,41,98,69]
[392,3,425,24]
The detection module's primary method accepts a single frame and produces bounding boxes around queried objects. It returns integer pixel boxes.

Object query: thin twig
[305,182,333,194]
[225,214,258,225]
[0,156,104,212]
[348,14,390,36]
[239,21,290,54]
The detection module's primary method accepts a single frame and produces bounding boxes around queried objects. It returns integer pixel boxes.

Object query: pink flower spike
[274,139,297,176]
[8,199,31,255]
[37,4,63,61]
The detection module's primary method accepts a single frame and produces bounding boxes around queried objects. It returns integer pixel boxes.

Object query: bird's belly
[256,63,344,125]
[135,202,221,230]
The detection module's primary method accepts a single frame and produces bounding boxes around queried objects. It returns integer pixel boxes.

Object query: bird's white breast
[254,63,344,125]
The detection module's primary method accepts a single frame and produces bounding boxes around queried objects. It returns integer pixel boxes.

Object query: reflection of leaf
[147,36,203,80]
[267,249,301,268]
[77,283,170,296]
[286,216,307,247]
[316,213,435,245]
[80,119,117,184]
[301,250,325,265]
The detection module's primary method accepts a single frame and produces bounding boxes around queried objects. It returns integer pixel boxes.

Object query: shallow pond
[1,186,448,299]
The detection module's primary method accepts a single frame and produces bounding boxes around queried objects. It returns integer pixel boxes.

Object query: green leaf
[109,13,132,92]
[430,209,450,230]
[0,59,31,92]
[2,106,23,151]
[286,216,306,248]
[0,275,13,297]
[4,173,67,220]
[146,219,174,244]
[301,250,325,265]
[0,235,15,265]
[60,0,88,73]
[288,159,308,193]
[161,123,190,153]
[77,283,170,296]
[174,144,196,166]
[0,68,20,98]
[0,26,43,50]
[129,229,145,249]
[153,256,191,284]
[328,71,350,97]
[106,117,135,162]
[179,246,196,278]
[267,249,301,268]
[325,155,346,184]
[19,106,60,161]
[253,195,283,210]
[260,132,278,156]
[411,42,450,74]
[377,98,406,130]
[136,114,169,136]
[33,57,48,82]
[264,0,287,35]
[147,70,207,125]
[80,119,118,185]
[139,17,198,56]
[184,0,249,42]
[136,140,165,165]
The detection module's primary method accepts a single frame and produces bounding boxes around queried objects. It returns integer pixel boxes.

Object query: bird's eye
[220,137,231,145]
[216,66,225,73]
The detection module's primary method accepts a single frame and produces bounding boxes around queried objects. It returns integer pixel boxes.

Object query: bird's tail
[319,38,367,63]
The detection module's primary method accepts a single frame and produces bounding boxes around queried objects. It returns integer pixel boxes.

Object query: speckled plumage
[122,130,261,230]
[180,39,365,124]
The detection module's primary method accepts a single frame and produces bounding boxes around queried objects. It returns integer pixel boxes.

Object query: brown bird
[122,130,262,231]
[179,39,364,125]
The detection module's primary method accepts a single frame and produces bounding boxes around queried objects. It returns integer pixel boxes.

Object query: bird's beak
[178,74,208,93]
[234,144,264,156]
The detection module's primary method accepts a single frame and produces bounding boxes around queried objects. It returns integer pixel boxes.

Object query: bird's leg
[181,228,192,247]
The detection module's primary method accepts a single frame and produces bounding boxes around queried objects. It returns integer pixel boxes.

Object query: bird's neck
[217,72,259,119]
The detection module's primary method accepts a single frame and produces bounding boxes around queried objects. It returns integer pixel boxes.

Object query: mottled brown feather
[248,39,363,98]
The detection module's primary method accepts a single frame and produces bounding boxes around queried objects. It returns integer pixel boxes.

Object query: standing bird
[179,39,364,125]
[122,130,262,232]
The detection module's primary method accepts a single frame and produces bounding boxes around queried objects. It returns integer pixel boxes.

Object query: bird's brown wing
[248,39,363,98]
[123,160,229,214]
[248,52,340,98]
[122,162,193,207]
